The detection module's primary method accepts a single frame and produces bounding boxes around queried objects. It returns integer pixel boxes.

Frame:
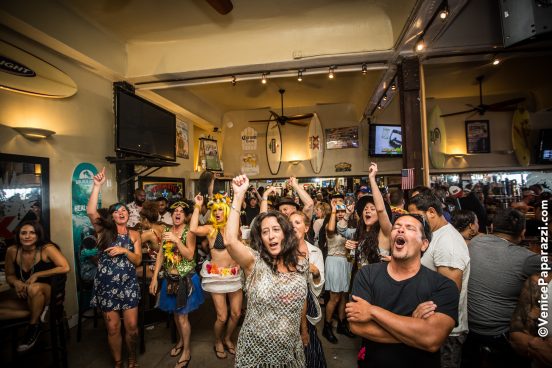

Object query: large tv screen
[369,124,403,157]
[115,88,176,161]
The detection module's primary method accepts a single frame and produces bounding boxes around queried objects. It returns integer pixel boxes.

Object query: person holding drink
[149,201,204,368]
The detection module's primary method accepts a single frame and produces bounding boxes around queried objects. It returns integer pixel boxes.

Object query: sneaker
[40,306,50,323]
[17,324,41,352]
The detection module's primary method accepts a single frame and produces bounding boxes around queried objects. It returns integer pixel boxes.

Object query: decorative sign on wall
[325,126,359,149]
[199,137,222,171]
[335,162,352,172]
[176,120,189,159]
[240,153,260,175]
[465,120,490,154]
[241,127,258,151]
[139,176,185,201]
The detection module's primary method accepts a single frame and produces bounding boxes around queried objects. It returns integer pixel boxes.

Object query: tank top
[14,246,54,284]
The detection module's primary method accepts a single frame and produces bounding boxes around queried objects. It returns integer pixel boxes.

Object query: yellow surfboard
[512,108,531,167]
[427,106,447,169]
[0,40,77,98]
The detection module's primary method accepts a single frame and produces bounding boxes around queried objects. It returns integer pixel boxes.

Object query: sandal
[213,345,227,359]
[224,342,236,355]
[128,359,139,368]
[175,356,191,368]
[114,360,122,368]
[170,343,184,357]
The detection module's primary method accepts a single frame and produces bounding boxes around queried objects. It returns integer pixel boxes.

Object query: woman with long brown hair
[86,167,142,368]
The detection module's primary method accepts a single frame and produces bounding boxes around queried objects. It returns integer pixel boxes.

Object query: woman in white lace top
[225,174,308,368]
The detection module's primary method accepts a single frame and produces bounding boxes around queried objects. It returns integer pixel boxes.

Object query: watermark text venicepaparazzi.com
[538,199,550,337]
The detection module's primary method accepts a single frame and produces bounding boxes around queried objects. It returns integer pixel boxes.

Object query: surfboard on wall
[512,108,531,167]
[428,105,447,169]
[0,40,77,98]
[266,118,282,175]
[308,113,324,174]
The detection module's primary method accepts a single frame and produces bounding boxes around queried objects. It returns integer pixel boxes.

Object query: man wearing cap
[261,177,314,219]
[346,213,459,368]
[463,208,540,368]
[408,192,470,368]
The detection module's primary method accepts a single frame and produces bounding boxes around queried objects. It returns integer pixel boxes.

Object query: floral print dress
[91,234,140,311]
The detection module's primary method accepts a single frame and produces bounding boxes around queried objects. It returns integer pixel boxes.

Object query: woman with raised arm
[226,174,308,368]
[351,162,393,267]
[1,221,70,352]
[289,211,327,368]
[86,167,142,368]
[149,201,203,368]
[189,193,242,360]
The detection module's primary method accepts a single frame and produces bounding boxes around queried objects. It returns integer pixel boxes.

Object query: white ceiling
[2,0,552,127]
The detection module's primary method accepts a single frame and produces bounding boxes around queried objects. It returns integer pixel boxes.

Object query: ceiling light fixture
[382,95,388,101]
[297,70,303,82]
[231,75,236,86]
[289,160,302,165]
[391,83,397,91]
[261,73,267,84]
[415,38,426,52]
[439,1,449,20]
[328,66,335,79]
[13,127,56,140]
[361,63,368,75]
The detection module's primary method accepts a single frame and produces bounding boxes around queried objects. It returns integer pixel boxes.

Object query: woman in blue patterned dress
[87,167,142,368]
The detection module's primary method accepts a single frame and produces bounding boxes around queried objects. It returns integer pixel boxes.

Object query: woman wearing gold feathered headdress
[190,192,243,360]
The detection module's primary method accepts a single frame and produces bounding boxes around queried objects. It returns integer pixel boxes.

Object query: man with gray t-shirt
[464,208,540,368]
[409,193,470,368]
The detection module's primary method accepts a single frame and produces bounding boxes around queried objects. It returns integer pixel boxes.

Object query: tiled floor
[5,294,360,367]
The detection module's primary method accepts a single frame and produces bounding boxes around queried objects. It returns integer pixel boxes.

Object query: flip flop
[175,356,191,368]
[224,342,236,355]
[213,345,227,359]
[170,343,183,357]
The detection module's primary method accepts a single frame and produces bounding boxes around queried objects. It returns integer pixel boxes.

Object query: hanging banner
[241,127,258,151]
[71,163,100,264]
[241,153,260,176]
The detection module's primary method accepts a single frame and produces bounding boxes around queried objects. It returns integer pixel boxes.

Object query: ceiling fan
[440,76,525,117]
[249,89,314,126]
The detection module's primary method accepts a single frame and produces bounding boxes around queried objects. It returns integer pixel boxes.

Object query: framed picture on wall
[176,120,190,159]
[138,176,185,202]
[199,137,222,171]
[325,126,359,149]
[465,120,490,154]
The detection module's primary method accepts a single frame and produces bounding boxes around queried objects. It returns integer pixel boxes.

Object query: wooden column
[398,57,424,187]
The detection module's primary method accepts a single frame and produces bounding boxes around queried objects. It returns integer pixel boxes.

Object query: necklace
[19,246,38,282]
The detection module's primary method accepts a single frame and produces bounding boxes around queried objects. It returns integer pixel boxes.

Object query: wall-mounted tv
[115,87,176,161]
[369,124,403,157]
[537,129,552,164]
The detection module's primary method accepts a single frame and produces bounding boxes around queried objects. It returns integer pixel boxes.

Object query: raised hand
[368,162,378,180]
[289,176,299,189]
[330,198,338,212]
[93,167,106,187]
[263,186,277,198]
[194,194,204,207]
[232,174,249,196]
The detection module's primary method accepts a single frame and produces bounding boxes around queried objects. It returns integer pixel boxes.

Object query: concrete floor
[5,294,360,367]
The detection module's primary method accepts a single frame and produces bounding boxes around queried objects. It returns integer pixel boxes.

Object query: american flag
[401,168,415,190]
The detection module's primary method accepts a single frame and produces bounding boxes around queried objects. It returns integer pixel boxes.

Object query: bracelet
[231,205,241,214]
[261,198,268,201]
[331,211,336,214]
[194,204,201,210]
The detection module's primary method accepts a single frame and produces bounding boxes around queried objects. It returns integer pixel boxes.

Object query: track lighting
[261,73,267,84]
[439,4,449,20]
[231,75,236,86]
[415,38,426,52]
[382,95,388,101]
[328,66,335,79]
[361,63,368,75]
[297,70,303,82]
[492,57,500,66]
[391,83,397,91]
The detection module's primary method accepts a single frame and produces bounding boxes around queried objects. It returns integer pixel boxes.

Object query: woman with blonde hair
[190,193,242,360]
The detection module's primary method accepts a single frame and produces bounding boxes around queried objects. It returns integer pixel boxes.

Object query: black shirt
[352,262,459,368]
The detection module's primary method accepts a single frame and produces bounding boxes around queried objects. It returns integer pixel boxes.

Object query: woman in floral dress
[226,174,308,368]
[149,201,204,368]
[86,167,142,368]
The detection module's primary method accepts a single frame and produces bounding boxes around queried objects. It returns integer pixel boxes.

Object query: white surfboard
[308,113,324,174]
[428,106,447,169]
[266,117,282,175]
[0,40,77,98]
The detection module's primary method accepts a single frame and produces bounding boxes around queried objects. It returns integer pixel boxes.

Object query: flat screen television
[537,129,552,164]
[369,124,403,157]
[115,88,176,161]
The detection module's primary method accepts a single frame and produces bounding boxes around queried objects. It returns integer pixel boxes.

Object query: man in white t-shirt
[126,188,146,228]
[156,196,173,225]
[409,192,470,368]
